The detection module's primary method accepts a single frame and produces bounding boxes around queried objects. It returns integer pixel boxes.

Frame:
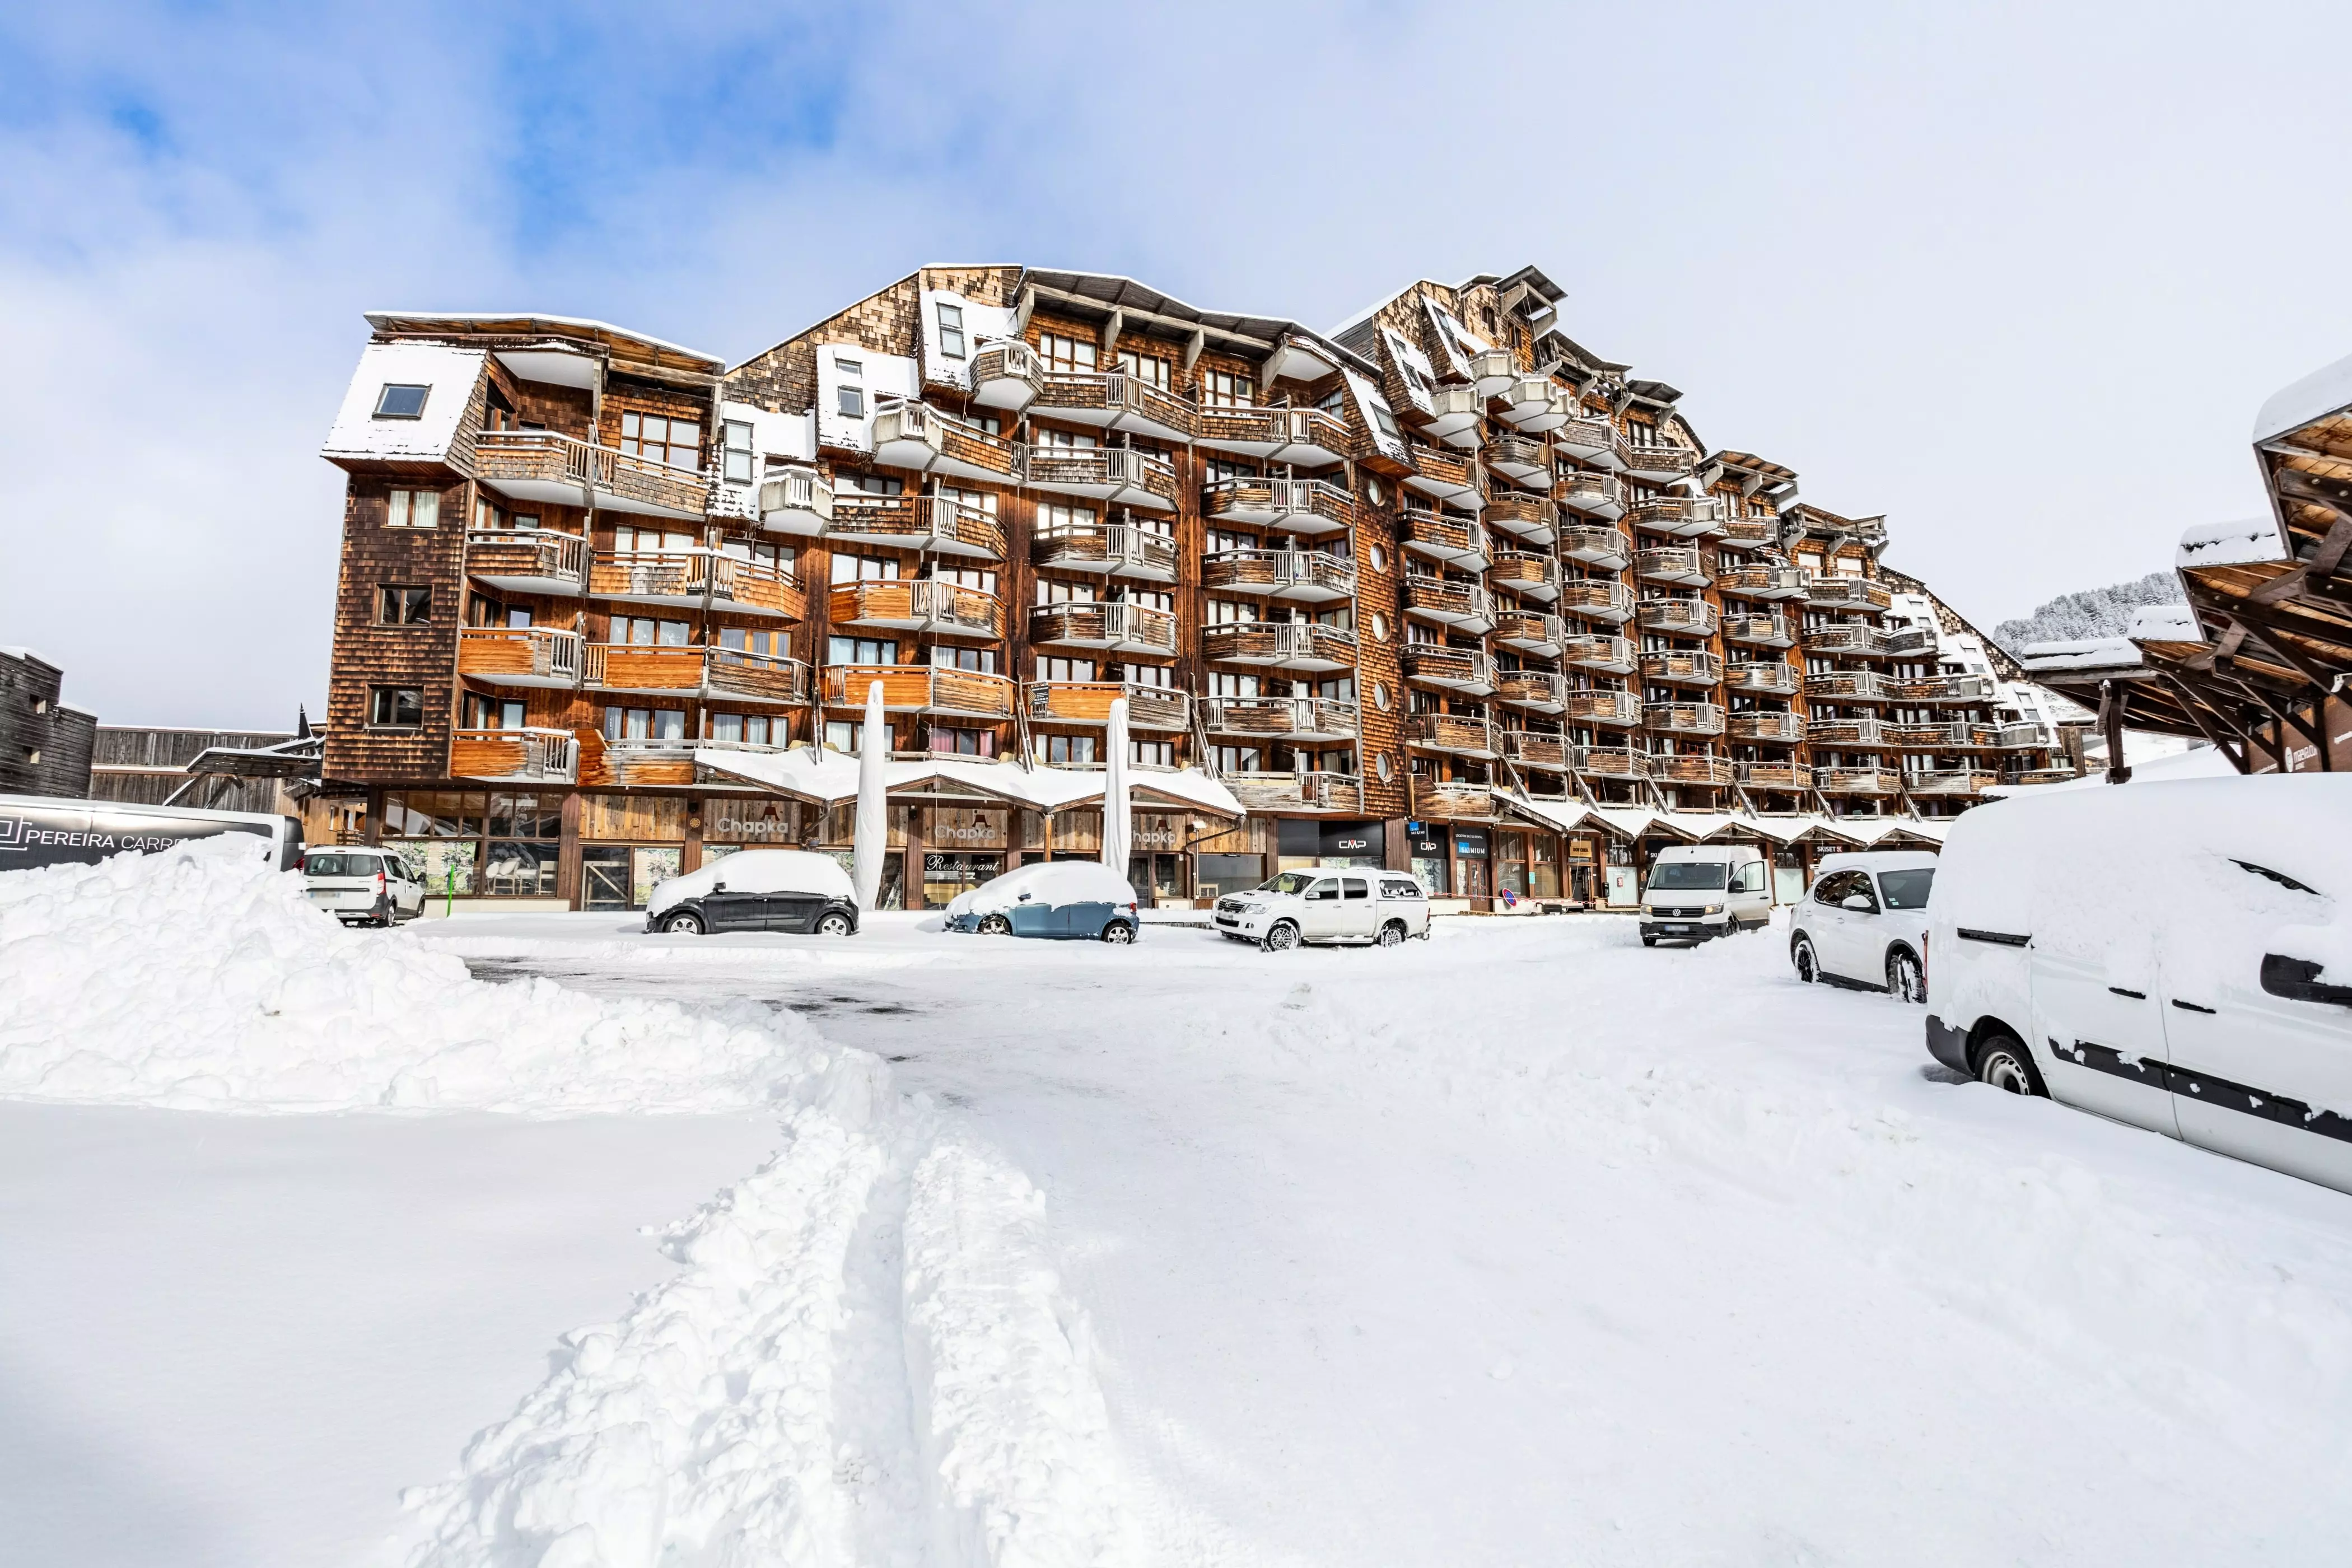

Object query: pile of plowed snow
[0,837,830,1112]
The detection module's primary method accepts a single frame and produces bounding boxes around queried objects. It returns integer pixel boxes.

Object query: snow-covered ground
[8,844,2352,1564]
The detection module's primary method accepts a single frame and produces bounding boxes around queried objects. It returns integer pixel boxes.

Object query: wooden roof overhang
[362,311,725,387]
[1014,269,1380,387]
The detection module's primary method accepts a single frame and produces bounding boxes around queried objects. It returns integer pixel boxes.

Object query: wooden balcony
[1651,754,1738,787]
[1724,611,1798,648]
[1201,696,1359,742]
[1199,621,1357,672]
[1635,596,1719,637]
[1565,689,1643,728]
[1032,371,1197,443]
[1403,444,1481,503]
[821,664,1015,719]
[1560,579,1637,624]
[831,580,1006,640]
[1192,405,1354,466]
[1483,432,1551,487]
[1805,670,1894,704]
[1201,476,1351,535]
[1488,550,1561,603]
[1893,674,1998,704]
[1634,546,1709,586]
[1718,517,1779,550]
[1803,576,1893,612]
[1737,760,1814,791]
[583,739,702,791]
[1400,643,1495,693]
[1728,710,1807,743]
[1884,625,1938,657]
[2010,767,2080,788]
[1226,771,1364,813]
[1627,497,1725,539]
[1422,384,1485,447]
[1889,721,1973,750]
[1501,730,1571,771]
[1643,702,1725,738]
[970,341,1043,414]
[872,402,1020,484]
[1817,766,1905,796]
[1976,721,2047,750]
[758,466,835,538]
[1571,743,1647,778]
[1803,624,1896,657]
[1032,524,1179,582]
[457,627,582,689]
[1499,377,1570,432]
[1906,769,1998,797]
[466,529,586,596]
[1640,649,1723,687]
[1494,670,1568,713]
[1561,633,1637,674]
[474,430,708,520]
[1554,414,1627,471]
[1407,712,1500,758]
[1403,575,1496,633]
[1716,564,1808,600]
[828,495,1005,559]
[1028,600,1179,656]
[1622,443,1697,484]
[1399,507,1491,570]
[1202,548,1357,604]
[1494,610,1565,657]
[1554,470,1627,520]
[1557,524,1630,571]
[1025,682,1191,732]
[584,644,810,706]
[1725,660,1800,696]
[1807,717,1891,749]
[449,727,578,785]
[591,550,804,620]
[1482,492,1557,545]
[1411,778,1495,819]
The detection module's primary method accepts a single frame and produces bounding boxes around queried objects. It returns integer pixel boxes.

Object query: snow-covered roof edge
[2176,516,2288,571]
[2253,349,2352,444]
[365,310,721,370]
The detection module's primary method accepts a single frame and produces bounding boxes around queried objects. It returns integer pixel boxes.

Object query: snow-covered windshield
[1878,868,1935,909]
[1259,872,1320,896]
[1648,862,1727,892]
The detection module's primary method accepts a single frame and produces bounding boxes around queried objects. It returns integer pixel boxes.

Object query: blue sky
[5,1,2351,726]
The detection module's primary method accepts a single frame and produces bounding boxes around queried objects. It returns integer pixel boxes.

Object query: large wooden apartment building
[317,268,2061,911]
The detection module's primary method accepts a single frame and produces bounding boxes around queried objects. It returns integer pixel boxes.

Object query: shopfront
[578,793,687,911]
[1276,818,1384,874]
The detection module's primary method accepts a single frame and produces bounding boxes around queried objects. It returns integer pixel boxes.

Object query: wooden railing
[1407,713,1500,755]
[1226,771,1364,813]
[1640,649,1724,685]
[1906,769,1997,796]
[1635,596,1718,636]
[830,580,1006,639]
[1482,493,1556,539]
[1806,717,1889,748]
[1501,730,1571,771]
[1976,721,2046,749]
[1634,546,1707,581]
[1400,643,1493,689]
[1559,579,1638,622]
[1203,548,1357,599]
[1884,625,1938,656]
[465,528,586,591]
[582,644,810,705]
[1725,660,1800,695]
[1718,517,1777,548]
[1400,507,1490,563]
[874,400,1020,479]
[1028,600,1180,654]
[1643,702,1726,736]
[1557,525,1630,567]
[1626,497,1724,536]
[1201,475,1352,531]
[1803,624,1894,656]
[1724,612,1796,646]
[1033,371,1197,436]
[1201,696,1360,739]
[822,664,1015,718]
[1650,754,1737,786]
[1565,689,1643,726]
[1805,671,1894,702]
[830,494,1006,558]
[1404,445,1476,491]
[1411,777,1494,819]
[1716,565,1808,598]
[1561,633,1636,671]
[1816,766,1904,795]
[970,342,1042,402]
[474,429,708,515]
[1488,550,1560,598]
[456,626,581,685]
[758,466,835,530]
[1555,470,1625,516]
[1622,443,1697,480]
[1494,610,1565,651]
[1495,670,1568,708]
[1728,710,1807,743]
[1571,744,1647,778]
[1889,721,1973,750]
[449,727,578,783]
[1033,524,1179,578]
[1737,760,1812,790]
[1803,576,1894,612]
[1483,432,1548,474]
[1404,575,1495,624]
[590,549,805,619]
[1025,682,1191,731]
[1893,674,1997,703]
[1554,414,1626,466]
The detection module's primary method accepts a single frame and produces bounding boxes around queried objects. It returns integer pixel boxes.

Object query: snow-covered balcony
[820,664,1014,720]
[1500,730,1571,771]
[1564,689,1643,728]
[1498,377,1570,432]
[1627,497,1725,538]
[1715,565,1809,601]
[1026,601,1179,657]
[1421,384,1486,448]
[1805,670,1894,704]
[1400,643,1495,694]
[1642,702,1726,738]
[1737,760,1812,791]
[583,645,809,706]
[1816,766,1905,795]
[1728,710,1807,743]
[474,430,708,520]
[455,627,583,689]
[757,466,835,539]
[1893,674,1998,704]
[1639,648,1724,688]
[1032,524,1179,583]
[1401,445,1481,503]
[831,580,1006,641]
[1724,610,1798,648]
[1399,507,1492,571]
[447,727,578,785]
[1483,433,1551,488]
[1201,477,1352,536]
[1024,682,1190,732]
[1906,768,1998,797]
[1650,754,1738,788]
[1030,371,1196,444]
[591,550,805,620]
[1635,595,1718,637]
[1407,712,1501,759]
[1622,443,1697,484]
[1725,660,1801,696]
[1806,717,1891,749]
[1634,547,1709,586]
[826,495,1005,560]
[1560,579,1639,624]
[1200,696,1360,743]
[1554,470,1626,520]
[1561,633,1637,674]
[1225,771,1364,814]
[464,528,587,598]
[1018,445,1179,511]
[1571,742,1648,777]
[1494,670,1568,714]
[1487,550,1561,603]
[1556,525,1631,572]
[1493,609,1566,657]
[1803,577,1893,613]
[1403,576,1497,634]
[969,341,1043,414]
[1467,349,1519,396]
[871,402,1020,484]
[1482,493,1557,547]
[1554,414,1627,471]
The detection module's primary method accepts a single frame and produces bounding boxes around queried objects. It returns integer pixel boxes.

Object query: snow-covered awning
[2253,349,2352,444]
[2176,517,2288,571]
[692,748,1244,818]
[2126,603,2203,643]
[2019,637,2145,674]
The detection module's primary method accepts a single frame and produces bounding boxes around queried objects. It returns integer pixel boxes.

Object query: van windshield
[1647,862,1728,892]
[1879,868,1935,909]
[1258,872,1320,896]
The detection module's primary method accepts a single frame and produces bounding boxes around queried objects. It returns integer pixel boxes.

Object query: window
[829,635,897,665]
[1878,868,1935,909]
[825,720,875,752]
[1039,333,1096,373]
[1208,529,1255,554]
[614,617,690,646]
[1370,402,1401,439]
[1209,672,1258,697]
[722,419,754,484]
[716,626,785,657]
[1034,734,1096,765]
[1200,369,1253,408]
[1037,501,1098,535]
[1125,662,1173,688]
[1130,739,1174,767]
[618,412,701,470]
[1038,656,1097,682]
[1206,599,1257,624]
[609,524,697,553]
[1215,745,1262,773]
[369,687,424,728]
[929,563,997,594]
[928,645,998,673]
[374,384,430,419]
[1035,579,1098,605]
[706,713,774,745]
[377,585,431,624]
[463,694,526,730]
[930,726,995,757]
[1117,349,1170,389]
[601,707,684,740]
[385,488,440,529]
[832,554,900,584]
[838,384,865,418]
[936,302,967,361]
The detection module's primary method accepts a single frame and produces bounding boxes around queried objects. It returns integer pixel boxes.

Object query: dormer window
[374,384,430,419]
[936,304,966,361]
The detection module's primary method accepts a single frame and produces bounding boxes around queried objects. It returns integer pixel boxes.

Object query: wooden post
[2098,679,2132,784]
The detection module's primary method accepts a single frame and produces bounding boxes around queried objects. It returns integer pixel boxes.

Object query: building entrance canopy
[692,745,1245,819]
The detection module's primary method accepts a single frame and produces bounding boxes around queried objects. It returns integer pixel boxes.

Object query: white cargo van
[1927,776,2352,1194]
[1639,843,1771,945]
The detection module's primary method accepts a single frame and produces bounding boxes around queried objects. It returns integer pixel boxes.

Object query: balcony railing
[1728,710,1807,743]
[1805,671,1894,703]
[473,429,708,520]
[1399,643,1495,692]
[1467,348,1519,394]
[1557,524,1630,570]
[1032,524,1179,581]
[1493,610,1565,656]
[1198,621,1357,670]
[590,550,805,619]
[1494,670,1567,712]
[831,580,1006,640]
[1724,611,1798,648]
[1483,432,1550,484]
[1817,766,1905,795]
[1718,517,1778,550]
[1403,444,1480,500]
[1807,717,1891,748]
[1884,626,1938,657]
[1561,633,1636,673]
[1737,760,1813,790]
[1554,414,1627,470]
[1571,743,1647,778]
[1558,579,1637,623]
[1554,470,1626,519]
[1407,713,1501,757]
[1635,596,1718,636]
[1906,769,1998,797]
[1201,696,1360,741]
[1421,382,1486,446]
[969,340,1043,413]
[1399,507,1491,568]
[873,401,1020,483]
[1015,444,1178,510]
[758,465,836,538]
[829,495,1006,559]
[1193,405,1354,465]
[449,727,579,785]
[1893,674,1998,704]
[465,528,587,596]
[456,626,582,688]
[1412,778,1495,819]
[1565,689,1643,727]
[1622,443,1697,483]
[1650,754,1738,787]
[1977,721,2046,750]
[1626,497,1725,538]
[1803,623,1895,657]
[1028,600,1180,656]
[1889,721,1973,750]
[1025,682,1191,732]
[1201,476,1351,534]
[1488,550,1561,601]
[586,739,703,791]
[1501,730,1571,771]
[583,644,810,706]
[1202,548,1358,603]
[1499,377,1570,432]
[1640,649,1724,687]
[1403,575,1496,632]
[1804,576,1894,612]
[1643,702,1725,737]
[1725,660,1800,696]
[822,664,1015,719]
[1226,771,1364,813]
[1482,492,1557,544]
[1032,371,1196,442]
[1634,546,1709,585]
[1715,565,1809,600]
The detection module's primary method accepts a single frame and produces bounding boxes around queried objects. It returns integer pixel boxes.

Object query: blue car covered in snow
[941,861,1141,944]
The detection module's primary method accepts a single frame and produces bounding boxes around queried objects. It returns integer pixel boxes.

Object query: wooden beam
[2097,678,2132,783]
[1099,308,1124,363]
[2156,671,2248,771]
[1182,328,1206,374]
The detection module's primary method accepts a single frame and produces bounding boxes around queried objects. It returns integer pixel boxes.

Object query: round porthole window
[1371,612,1389,642]
[1376,753,1394,783]
[1368,543,1387,573]
[1374,680,1392,711]
[1366,477,1387,506]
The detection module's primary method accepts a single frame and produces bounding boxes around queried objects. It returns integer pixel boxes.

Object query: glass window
[377,585,431,624]
[374,384,430,418]
[1341,875,1370,900]
[1200,369,1254,408]
[936,302,966,360]
[385,488,440,529]
[1878,868,1934,909]
[1117,349,1170,389]
[838,385,865,418]
[1033,734,1096,765]
[722,419,754,484]
[368,687,423,727]
[618,412,701,469]
[1648,861,1729,892]
[828,636,898,665]
[1039,333,1097,373]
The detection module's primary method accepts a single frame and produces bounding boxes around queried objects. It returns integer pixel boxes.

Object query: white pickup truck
[1215,869,1432,950]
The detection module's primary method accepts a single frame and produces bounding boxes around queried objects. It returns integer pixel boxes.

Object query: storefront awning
[691,747,1245,818]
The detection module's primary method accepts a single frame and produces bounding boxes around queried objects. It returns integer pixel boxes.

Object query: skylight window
[374,384,430,419]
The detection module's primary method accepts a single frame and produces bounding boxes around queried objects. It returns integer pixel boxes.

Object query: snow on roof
[1982,743,2234,796]
[363,310,721,370]
[2176,517,2288,571]
[2019,637,2144,673]
[320,342,484,463]
[692,749,1243,816]
[2127,603,2204,643]
[1497,792,1943,847]
[0,646,49,665]
[2253,349,2352,444]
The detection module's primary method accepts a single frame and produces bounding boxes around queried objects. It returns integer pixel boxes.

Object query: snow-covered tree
[1993,571,2182,655]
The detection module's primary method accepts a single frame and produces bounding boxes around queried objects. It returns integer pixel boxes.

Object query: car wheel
[661,911,704,936]
[1262,920,1300,953]
[978,913,1012,936]
[814,912,855,937]
[1887,948,1925,1004]
[1973,1030,2046,1096]
[1100,920,1135,945]
[1793,936,1819,983]
[1376,920,1406,949]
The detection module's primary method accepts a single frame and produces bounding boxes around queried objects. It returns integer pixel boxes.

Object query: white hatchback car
[1789,850,1937,1000]
[300,847,426,926]
[1215,869,1431,950]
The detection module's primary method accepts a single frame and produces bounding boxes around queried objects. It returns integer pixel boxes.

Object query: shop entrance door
[582,847,631,911]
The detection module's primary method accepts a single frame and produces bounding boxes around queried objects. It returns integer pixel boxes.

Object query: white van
[300,847,427,926]
[1639,843,1771,946]
[1790,850,1938,1000]
[1927,776,2352,1194]
[1215,869,1431,950]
